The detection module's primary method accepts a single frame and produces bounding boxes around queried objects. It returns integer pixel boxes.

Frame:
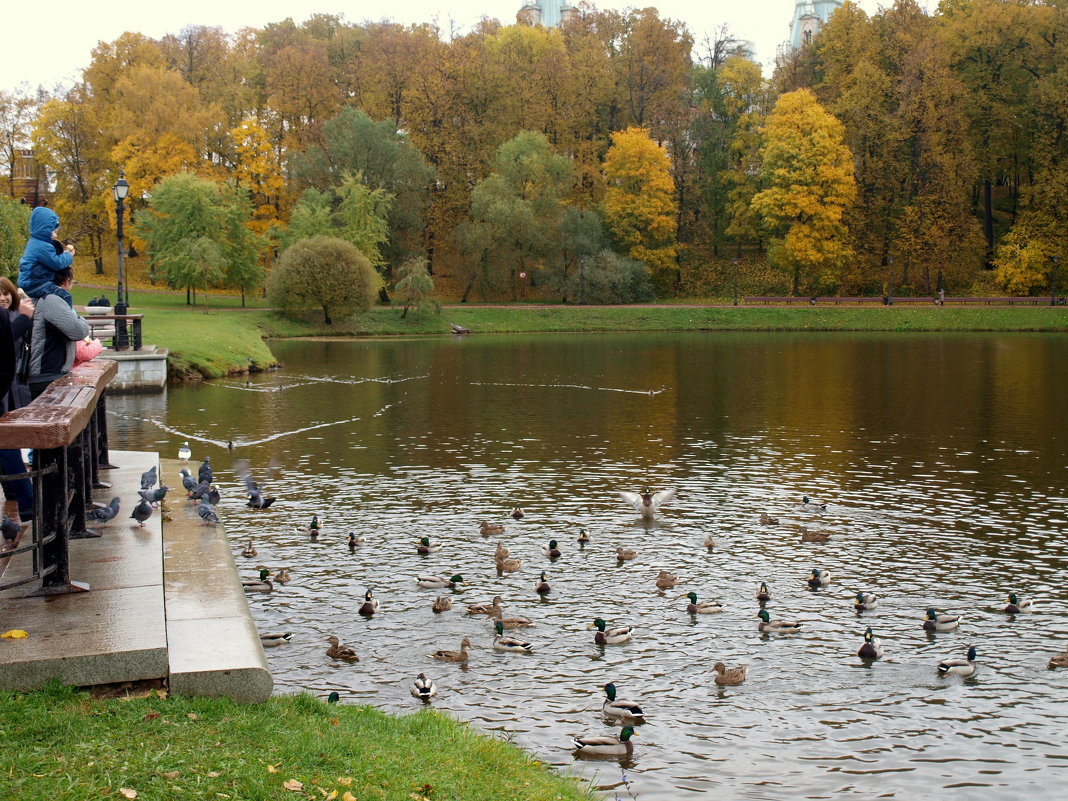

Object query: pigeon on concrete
[138,485,169,507]
[198,457,212,484]
[1,515,21,542]
[179,469,197,492]
[178,442,191,462]
[130,499,153,527]
[205,485,221,505]
[187,480,211,501]
[140,465,158,490]
[197,500,220,525]
[88,497,121,524]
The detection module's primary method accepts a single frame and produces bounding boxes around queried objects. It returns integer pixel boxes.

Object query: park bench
[941,296,1064,305]
[742,296,808,305]
[0,359,117,595]
[812,296,885,305]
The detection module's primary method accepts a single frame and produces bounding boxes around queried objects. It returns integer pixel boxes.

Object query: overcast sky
[5,1,915,95]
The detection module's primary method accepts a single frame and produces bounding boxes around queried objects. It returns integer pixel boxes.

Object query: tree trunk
[323,305,332,325]
[983,179,994,266]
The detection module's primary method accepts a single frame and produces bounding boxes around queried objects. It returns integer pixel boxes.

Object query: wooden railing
[0,359,117,595]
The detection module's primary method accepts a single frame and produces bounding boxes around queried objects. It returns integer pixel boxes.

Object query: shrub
[268,236,380,324]
[562,249,654,304]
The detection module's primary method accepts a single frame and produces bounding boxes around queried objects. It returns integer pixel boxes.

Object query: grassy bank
[0,684,594,801]
[70,287,1068,379]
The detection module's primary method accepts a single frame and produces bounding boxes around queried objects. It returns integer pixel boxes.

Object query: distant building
[788,1,843,50]
[5,149,51,207]
[517,0,578,28]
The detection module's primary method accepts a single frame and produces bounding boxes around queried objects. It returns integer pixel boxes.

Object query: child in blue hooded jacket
[18,207,74,305]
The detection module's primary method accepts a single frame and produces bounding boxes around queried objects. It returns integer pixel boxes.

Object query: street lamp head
[113,171,130,202]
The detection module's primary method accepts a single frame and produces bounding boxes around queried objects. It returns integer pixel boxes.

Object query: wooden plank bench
[742,296,809,305]
[813,296,885,305]
[942,296,1059,305]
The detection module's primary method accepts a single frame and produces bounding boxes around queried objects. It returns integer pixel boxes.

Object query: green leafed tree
[137,172,263,304]
[392,256,436,318]
[0,196,30,278]
[750,89,856,296]
[268,235,381,324]
[453,131,573,301]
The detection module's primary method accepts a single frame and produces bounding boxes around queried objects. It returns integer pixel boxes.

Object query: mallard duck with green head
[684,591,723,614]
[410,673,436,700]
[534,571,551,595]
[937,645,977,677]
[417,574,464,589]
[854,592,878,611]
[757,609,802,633]
[347,532,364,550]
[358,589,380,617]
[572,726,636,756]
[756,582,772,603]
[800,496,827,514]
[591,618,633,645]
[922,608,962,632]
[1003,592,1034,614]
[577,528,591,545]
[308,514,322,540]
[326,635,359,662]
[416,537,442,554]
[857,627,883,660]
[493,620,533,652]
[601,682,644,719]
[807,568,831,588]
[259,631,293,648]
[242,568,274,593]
[543,539,562,559]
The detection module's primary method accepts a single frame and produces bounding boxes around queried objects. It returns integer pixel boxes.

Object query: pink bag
[74,338,104,365]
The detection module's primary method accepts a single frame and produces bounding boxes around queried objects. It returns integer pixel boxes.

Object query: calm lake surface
[108,332,1068,799]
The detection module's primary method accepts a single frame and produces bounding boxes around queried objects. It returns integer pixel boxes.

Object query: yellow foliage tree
[230,118,285,238]
[601,126,678,293]
[750,89,856,296]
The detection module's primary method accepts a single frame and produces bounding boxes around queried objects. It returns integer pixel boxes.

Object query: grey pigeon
[138,485,169,507]
[130,499,153,527]
[187,480,210,501]
[179,468,197,492]
[205,485,221,505]
[197,500,220,525]
[88,497,121,524]
[1,515,21,541]
[235,458,278,510]
[247,491,275,510]
[140,465,158,490]
[198,457,213,484]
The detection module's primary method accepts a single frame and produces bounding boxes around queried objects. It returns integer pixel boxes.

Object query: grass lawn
[0,684,595,801]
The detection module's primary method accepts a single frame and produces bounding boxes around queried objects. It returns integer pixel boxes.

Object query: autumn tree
[268,236,380,324]
[750,89,856,295]
[601,126,678,293]
[0,196,30,276]
[0,86,40,199]
[230,117,284,239]
[392,256,436,317]
[453,131,574,301]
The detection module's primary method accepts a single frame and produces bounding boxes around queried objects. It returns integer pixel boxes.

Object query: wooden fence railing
[0,359,117,595]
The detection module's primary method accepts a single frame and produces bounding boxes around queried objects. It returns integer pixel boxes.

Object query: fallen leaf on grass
[119,789,137,799]
[206,771,221,778]
[144,712,161,721]
[266,764,279,774]
[342,793,357,801]
[187,713,198,720]
[283,779,303,792]
[161,771,180,780]
[336,778,353,786]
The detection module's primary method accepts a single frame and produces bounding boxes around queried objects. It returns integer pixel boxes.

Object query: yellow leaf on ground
[206,771,221,778]
[161,771,180,780]
[119,789,137,799]
[1,630,28,639]
[336,778,353,786]
[342,793,357,801]
[266,764,279,774]
[283,779,303,791]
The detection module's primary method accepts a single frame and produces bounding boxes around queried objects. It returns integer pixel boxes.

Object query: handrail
[0,359,117,595]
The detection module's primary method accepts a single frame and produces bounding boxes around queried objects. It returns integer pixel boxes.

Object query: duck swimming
[430,637,472,663]
[616,546,638,561]
[1048,649,1068,669]
[601,683,644,719]
[756,582,772,603]
[347,532,364,550]
[854,592,878,612]
[259,631,293,648]
[857,627,883,660]
[655,570,679,590]
[511,507,524,519]
[572,726,636,756]
[685,592,723,614]
[410,673,436,700]
[800,527,830,543]
[800,496,827,514]
[577,528,591,545]
[807,568,831,588]
[937,645,978,677]
[759,512,778,525]
[543,539,562,559]
[713,662,747,686]
[432,595,452,613]
[416,537,442,554]
[618,487,676,520]
[480,521,505,536]
[308,514,322,539]
[591,618,633,645]
[417,574,464,589]
[1003,592,1034,614]
[922,608,962,632]
[242,568,274,593]
[534,571,551,595]
[274,567,292,584]
[467,596,504,616]
[757,609,802,633]
[326,635,359,662]
[241,540,258,558]
[358,589,380,617]
[703,534,715,550]
[492,620,533,652]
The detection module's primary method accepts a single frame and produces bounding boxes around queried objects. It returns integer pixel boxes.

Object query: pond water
[108,332,1068,799]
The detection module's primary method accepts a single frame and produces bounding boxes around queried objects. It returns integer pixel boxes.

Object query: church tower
[788,1,843,50]
[517,0,578,28]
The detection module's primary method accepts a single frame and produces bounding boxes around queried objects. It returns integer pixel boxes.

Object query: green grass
[0,684,595,801]
[67,287,1068,380]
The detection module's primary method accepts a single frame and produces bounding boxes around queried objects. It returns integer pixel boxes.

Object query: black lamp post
[113,172,130,347]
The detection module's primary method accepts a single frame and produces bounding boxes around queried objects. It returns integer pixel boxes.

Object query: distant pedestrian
[938,288,945,306]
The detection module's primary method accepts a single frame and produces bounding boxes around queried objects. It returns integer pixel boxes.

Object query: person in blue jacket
[18,207,75,304]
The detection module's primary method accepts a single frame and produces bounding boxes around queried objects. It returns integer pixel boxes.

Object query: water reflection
[109,332,1068,800]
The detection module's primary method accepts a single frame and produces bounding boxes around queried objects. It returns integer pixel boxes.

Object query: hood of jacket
[29,207,60,243]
